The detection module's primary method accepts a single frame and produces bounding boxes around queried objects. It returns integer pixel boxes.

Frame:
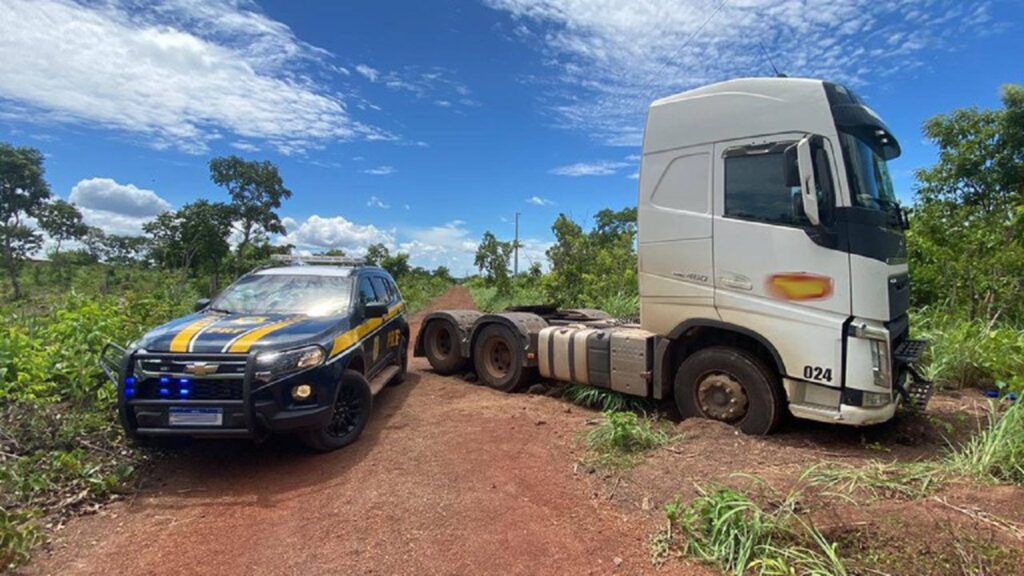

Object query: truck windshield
[210,274,354,317]
[839,130,901,221]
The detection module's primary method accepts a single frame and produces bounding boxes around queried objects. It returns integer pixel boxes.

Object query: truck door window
[724,145,807,227]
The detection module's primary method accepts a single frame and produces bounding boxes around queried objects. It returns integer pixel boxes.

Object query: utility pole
[514,212,520,276]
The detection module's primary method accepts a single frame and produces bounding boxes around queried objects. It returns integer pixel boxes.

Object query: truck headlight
[255,345,326,381]
[870,339,891,388]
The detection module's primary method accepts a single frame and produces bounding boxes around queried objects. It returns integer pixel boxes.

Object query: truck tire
[673,346,784,435]
[423,320,466,375]
[472,324,533,393]
[301,370,373,452]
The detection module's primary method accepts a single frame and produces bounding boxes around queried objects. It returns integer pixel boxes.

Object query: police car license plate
[168,407,223,426]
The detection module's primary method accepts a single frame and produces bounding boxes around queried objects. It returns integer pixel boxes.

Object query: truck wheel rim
[328,385,363,437]
[482,337,512,377]
[696,372,748,423]
[432,327,453,358]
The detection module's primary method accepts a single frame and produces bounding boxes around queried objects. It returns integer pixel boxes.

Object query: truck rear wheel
[673,346,783,435]
[423,320,466,375]
[472,324,533,392]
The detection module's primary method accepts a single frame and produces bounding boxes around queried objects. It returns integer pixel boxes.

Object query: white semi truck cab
[415,77,932,434]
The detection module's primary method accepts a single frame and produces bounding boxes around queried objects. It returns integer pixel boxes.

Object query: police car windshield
[210,274,354,317]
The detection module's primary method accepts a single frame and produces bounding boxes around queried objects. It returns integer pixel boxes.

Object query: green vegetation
[471,207,639,318]
[909,85,1024,395]
[661,486,846,576]
[582,411,674,469]
[947,400,1024,485]
[1,265,196,570]
[563,384,654,413]
[801,461,943,501]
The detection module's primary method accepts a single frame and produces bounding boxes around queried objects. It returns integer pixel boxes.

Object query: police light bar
[271,254,366,266]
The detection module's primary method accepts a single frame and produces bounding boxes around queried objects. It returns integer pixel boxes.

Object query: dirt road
[26,287,661,576]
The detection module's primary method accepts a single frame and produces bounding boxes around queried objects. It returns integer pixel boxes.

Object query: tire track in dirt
[24,286,666,576]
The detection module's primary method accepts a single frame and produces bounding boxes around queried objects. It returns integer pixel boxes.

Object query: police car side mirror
[364,302,388,318]
[194,298,211,312]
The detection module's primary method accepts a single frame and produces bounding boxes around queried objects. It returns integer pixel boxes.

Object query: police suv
[102,256,408,451]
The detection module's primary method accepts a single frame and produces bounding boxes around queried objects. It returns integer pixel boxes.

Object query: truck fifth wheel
[415,77,933,435]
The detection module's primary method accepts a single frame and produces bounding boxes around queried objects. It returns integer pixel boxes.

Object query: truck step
[901,369,934,412]
[368,366,401,396]
[894,339,928,364]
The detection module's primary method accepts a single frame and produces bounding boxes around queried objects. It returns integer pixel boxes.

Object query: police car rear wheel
[301,370,372,452]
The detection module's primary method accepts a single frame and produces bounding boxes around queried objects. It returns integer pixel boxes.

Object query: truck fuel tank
[538,325,655,397]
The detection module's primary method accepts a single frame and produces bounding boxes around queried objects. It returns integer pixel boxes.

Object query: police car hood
[137,311,343,354]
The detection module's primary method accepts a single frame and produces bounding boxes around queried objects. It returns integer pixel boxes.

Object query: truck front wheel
[673,346,784,435]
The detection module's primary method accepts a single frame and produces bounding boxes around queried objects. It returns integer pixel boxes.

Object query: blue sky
[1,0,1021,274]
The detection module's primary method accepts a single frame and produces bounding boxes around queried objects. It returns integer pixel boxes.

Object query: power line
[636,0,730,105]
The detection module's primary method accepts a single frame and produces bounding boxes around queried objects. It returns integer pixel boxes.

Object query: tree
[544,208,638,307]
[474,231,512,293]
[321,248,347,257]
[209,156,292,257]
[381,252,411,278]
[364,243,389,266]
[0,143,51,298]
[145,200,235,294]
[434,265,452,282]
[37,198,88,257]
[910,84,1024,322]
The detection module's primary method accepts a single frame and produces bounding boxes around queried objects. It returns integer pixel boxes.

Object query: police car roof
[255,266,358,278]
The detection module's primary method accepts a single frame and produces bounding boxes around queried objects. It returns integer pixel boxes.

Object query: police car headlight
[256,345,326,381]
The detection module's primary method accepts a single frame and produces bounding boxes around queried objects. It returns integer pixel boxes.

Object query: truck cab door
[711,134,851,393]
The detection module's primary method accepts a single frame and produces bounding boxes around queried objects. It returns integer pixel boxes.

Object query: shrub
[583,411,674,469]
[563,384,653,413]
[914,309,1024,392]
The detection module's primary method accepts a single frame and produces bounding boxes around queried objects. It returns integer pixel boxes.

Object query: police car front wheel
[300,370,372,452]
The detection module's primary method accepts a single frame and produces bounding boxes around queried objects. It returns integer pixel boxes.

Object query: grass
[664,485,847,576]
[801,461,944,501]
[946,399,1024,484]
[563,384,654,413]
[582,411,675,470]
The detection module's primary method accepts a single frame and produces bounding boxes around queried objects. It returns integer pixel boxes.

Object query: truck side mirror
[796,136,821,226]
[194,298,211,312]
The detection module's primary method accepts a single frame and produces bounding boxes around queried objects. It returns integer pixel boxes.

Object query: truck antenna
[758,41,786,78]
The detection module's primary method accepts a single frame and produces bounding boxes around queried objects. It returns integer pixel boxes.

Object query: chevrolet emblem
[184,362,219,376]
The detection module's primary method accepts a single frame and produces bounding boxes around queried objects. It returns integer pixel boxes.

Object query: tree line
[0,148,448,299]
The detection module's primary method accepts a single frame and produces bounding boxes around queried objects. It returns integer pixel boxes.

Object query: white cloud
[68,177,173,236]
[355,64,380,82]
[526,195,555,206]
[367,195,390,209]
[230,142,260,152]
[0,0,390,154]
[279,215,395,253]
[399,220,480,272]
[549,160,628,177]
[486,0,997,145]
[627,171,639,180]
[354,63,478,108]
[364,165,396,176]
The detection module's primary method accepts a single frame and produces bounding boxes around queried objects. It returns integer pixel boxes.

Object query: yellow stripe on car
[227,318,304,354]
[169,316,221,353]
[330,303,405,358]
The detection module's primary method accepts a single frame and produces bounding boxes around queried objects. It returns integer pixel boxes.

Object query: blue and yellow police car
[101,255,408,451]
